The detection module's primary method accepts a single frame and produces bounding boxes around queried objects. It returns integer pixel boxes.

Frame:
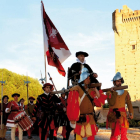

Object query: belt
[11,111,18,113]
[80,113,93,116]
[11,110,18,112]
[77,113,93,123]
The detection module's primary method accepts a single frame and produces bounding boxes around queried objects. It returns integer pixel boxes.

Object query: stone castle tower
[112,5,140,120]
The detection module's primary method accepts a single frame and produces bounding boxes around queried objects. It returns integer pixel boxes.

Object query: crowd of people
[0,51,133,140]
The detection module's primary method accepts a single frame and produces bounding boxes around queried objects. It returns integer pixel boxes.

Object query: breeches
[110,127,128,140]
[54,126,67,138]
[76,134,95,140]
[39,127,54,140]
[11,125,23,140]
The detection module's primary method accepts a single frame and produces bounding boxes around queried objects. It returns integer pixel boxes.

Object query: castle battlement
[112,5,140,32]
[114,5,140,22]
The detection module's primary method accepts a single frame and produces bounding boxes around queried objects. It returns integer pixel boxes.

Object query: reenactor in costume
[53,89,73,140]
[18,98,25,110]
[53,90,67,140]
[67,68,107,140]
[16,98,25,137]
[5,93,23,140]
[32,83,61,140]
[26,97,35,118]
[0,95,9,140]
[106,72,133,140]
[25,96,35,139]
[68,51,98,85]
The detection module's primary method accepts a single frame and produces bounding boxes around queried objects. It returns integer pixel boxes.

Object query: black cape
[68,62,99,84]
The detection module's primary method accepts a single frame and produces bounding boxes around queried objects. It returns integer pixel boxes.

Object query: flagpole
[44,54,47,83]
[41,2,47,83]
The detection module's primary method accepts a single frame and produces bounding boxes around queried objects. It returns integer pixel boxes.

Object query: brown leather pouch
[107,112,117,122]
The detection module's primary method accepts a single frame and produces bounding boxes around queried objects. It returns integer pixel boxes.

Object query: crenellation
[116,9,120,13]
[113,6,140,24]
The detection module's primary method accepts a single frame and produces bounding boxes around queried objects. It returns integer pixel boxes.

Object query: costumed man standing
[68,51,98,85]
[25,97,35,139]
[18,98,25,110]
[54,89,68,140]
[32,83,61,140]
[0,95,9,140]
[67,68,107,140]
[5,93,23,140]
[106,72,133,140]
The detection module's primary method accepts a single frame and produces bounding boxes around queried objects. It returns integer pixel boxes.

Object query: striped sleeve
[32,96,41,117]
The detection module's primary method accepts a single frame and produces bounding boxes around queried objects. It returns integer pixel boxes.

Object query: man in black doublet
[32,83,61,140]
[68,51,98,85]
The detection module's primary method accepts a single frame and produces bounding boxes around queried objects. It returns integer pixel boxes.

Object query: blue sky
[0,0,139,90]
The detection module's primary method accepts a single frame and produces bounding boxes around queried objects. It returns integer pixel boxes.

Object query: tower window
[132,45,135,50]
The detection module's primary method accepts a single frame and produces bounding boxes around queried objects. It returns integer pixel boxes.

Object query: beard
[116,83,121,87]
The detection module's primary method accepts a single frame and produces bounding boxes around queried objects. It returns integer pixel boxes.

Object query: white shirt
[19,103,24,110]
[44,92,50,96]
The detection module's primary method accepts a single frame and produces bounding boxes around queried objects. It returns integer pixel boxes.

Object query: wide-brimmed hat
[76,51,88,57]
[12,93,20,97]
[29,96,35,100]
[2,95,9,101]
[112,72,124,84]
[78,68,90,83]
[42,83,53,91]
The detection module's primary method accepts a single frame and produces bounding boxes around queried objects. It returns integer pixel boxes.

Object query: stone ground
[5,127,140,140]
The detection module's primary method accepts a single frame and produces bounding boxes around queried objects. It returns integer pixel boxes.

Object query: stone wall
[112,5,140,120]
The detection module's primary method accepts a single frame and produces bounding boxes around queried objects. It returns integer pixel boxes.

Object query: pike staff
[48,72,57,91]
[0,72,6,129]
[24,74,31,112]
[39,70,46,85]
[67,67,70,89]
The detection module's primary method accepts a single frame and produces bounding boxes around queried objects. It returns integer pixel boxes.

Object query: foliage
[97,122,106,127]
[137,121,140,127]
[128,119,137,127]
[0,68,43,104]
[103,103,109,108]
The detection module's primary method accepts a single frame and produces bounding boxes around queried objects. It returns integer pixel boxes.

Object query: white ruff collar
[76,58,86,64]
[30,102,34,105]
